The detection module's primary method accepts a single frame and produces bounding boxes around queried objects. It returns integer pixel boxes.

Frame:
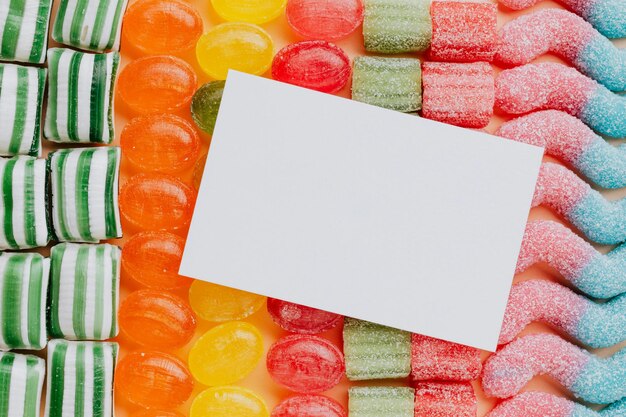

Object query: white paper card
[181,71,543,351]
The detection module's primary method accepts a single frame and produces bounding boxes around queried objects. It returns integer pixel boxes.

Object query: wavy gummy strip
[488,392,626,417]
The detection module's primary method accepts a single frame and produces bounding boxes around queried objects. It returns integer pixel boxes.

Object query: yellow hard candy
[191,387,268,417]
[211,0,286,24]
[188,281,265,322]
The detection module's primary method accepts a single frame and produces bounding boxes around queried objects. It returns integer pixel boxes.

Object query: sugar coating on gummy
[488,391,626,417]
[271,395,346,417]
[0,352,45,417]
[48,243,120,341]
[0,253,49,350]
[482,333,626,404]
[362,0,431,54]
[348,387,414,417]
[430,0,497,62]
[343,317,411,381]
[496,111,626,190]
[45,48,119,144]
[411,334,481,382]
[500,280,626,349]
[414,382,477,417]
[49,147,122,242]
[286,0,364,41]
[52,0,128,52]
[0,0,52,63]
[45,339,118,417]
[0,156,49,250]
[352,56,422,112]
[496,9,626,92]
[421,62,494,128]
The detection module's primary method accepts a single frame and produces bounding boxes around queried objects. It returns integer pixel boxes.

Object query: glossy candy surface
[267,298,342,334]
[191,387,269,417]
[271,395,347,417]
[193,154,208,190]
[211,0,286,24]
[130,411,185,417]
[286,0,364,41]
[191,82,225,136]
[189,280,265,322]
[411,334,482,382]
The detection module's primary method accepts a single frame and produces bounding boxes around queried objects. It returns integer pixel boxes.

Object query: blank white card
[181,71,543,351]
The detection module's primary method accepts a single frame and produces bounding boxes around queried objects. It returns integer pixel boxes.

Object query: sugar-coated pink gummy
[411,334,482,382]
[498,0,592,12]
[422,62,494,128]
[414,382,477,417]
[286,0,364,41]
[487,392,576,417]
[533,163,589,215]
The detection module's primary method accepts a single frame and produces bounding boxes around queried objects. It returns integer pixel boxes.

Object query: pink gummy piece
[430,0,498,62]
[411,334,482,382]
[422,62,494,128]
[498,0,591,13]
[487,392,577,417]
[533,162,589,216]
[414,382,477,417]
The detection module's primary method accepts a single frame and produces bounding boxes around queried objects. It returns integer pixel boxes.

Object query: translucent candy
[188,280,265,322]
[196,23,273,80]
[130,411,184,417]
[193,154,207,190]
[267,298,342,334]
[191,387,269,417]
[414,382,477,417]
[411,334,481,382]
[271,395,346,417]
[286,0,363,41]
[266,335,344,393]
[191,82,225,136]
[211,0,286,24]
[348,387,414,417]
[188,321,263,386]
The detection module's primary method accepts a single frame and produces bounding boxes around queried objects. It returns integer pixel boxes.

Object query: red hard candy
[267,298,342,334]
[411,334,482,382]
[286,0,363,41]
[414,382,477,417]
[271,395,346,417]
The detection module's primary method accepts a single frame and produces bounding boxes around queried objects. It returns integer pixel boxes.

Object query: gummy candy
[411,334,481,382]
[488,392,626,417]
[211,0,286,24]
[500,280,626,349]
[351,57,421,112]
[119,173,196,232]
[122,0,203,55]
[362,0,431,54]
[272,41,351,94]
[0,0,52,63]
[0,352,45,417]
[414,382,477,417]
[196,23,273,80]
[188,280,265,322]
[430,0,497,62]
[190,387,269,417]
[267,298,342,334]
[119,289,196,349]
[266,334,344,393]
[271,395,347,417]
[348,387,414,417]
[188,321,264,386]
[495,9,626,92]
[193,154,207,190]
[421,62,494,128]
[286,0,364,41]
[117,55,196,115]
[482,334,626,404]
[121,114,201,174]
[115,351,193,409]
[191,81,225,136]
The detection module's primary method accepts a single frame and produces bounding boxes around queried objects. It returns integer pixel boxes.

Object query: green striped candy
[49,147,122,242]
[0,156,49,250]
[0,0,53,64]
[0,64,46,156]
[48,243,120,341]
[348,387,415,417]
[0,352,45,417]
[52,0,127,52]
[44,48,119,144]
[45,340,118,417]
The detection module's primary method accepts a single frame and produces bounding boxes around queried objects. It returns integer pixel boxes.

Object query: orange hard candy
[130,411,184,417]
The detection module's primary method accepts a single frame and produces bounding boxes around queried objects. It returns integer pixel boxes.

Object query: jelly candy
[193,154,207,190]
[121,114,201,174]
[191,81,225,136]
[272,41,351,94]
[119,289,197,349]
[414,382,477,417]
[122,231,192,289]
[122,0,203,55]
[119,173,196,232]
[117,55,196,114]
[188,280,265,322]
[266,334,344,393]
[196,23,273,80]
[0,0,52,63]
[267,298,342,334]
[188,321,263,386]
[411,334,481,382]
[488,391,626,417]
[286,0,363,41]
[191,387,269,417]
[343,318,411,381]
[271,395,346,417]
[0,352,45,417]
[211,0,286,24]
[115,351,194,409]
[348,387,414,417]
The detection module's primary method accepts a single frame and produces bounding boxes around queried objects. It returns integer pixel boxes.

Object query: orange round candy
[119,174,196,231]
[192,153,207,190]
[118,56,197,114]
[122,231,192,289]
[115,351,194,409]
[131,411,184,417]
[122,0,203,54]
[119,290,197,349]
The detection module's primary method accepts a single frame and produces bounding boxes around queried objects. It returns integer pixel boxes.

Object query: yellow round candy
[188,281,266,322]
[191,387,268,417]
[196,23,273,80]
[211,0,286,24]
[188,321,264,386]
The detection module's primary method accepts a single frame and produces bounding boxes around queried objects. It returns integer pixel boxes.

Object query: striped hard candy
[0,352,45,417]
[0,0,52,64]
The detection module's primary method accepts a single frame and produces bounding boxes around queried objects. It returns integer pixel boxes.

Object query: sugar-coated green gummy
[191,81,226,136]
[363,0,431,53]
[352,56,422,113]
[349,387,415,417]
[343,317,412,381]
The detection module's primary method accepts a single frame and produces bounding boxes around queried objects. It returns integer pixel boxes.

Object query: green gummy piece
[351,56,422,113]
[363,0,431,53]
[349,387,415,417]
[343,318,411,381]
[191,81,225,136]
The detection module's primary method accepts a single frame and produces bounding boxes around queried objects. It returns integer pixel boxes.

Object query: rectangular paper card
[181,71,543,351]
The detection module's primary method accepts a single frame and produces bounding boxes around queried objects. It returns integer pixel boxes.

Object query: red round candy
[267,298,342,334]
[271,395,346,417]
[286,0,364,41]
[272,41,351,94]
[266,335,344,393]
